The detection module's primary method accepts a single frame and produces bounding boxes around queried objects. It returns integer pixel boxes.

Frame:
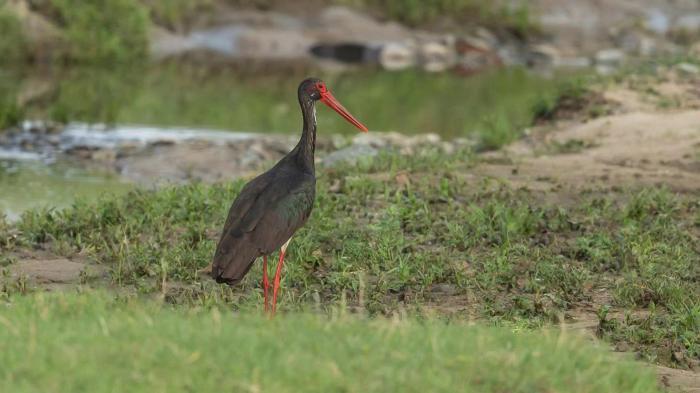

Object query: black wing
[212,170,315,285]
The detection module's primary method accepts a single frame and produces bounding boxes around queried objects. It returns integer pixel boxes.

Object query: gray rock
[645,9,670,34]
[418,41,456,72]
[316,6,410,43]
[150,25,313,61]
[595,49,625,66]
[676,62,700,75]
[675,14,700,32]
[691,42,700,58]
[378,43,417,71]
[322,144,379,167]
[530,44,560,65]
[555,57,592,68]
[352,132,441,149]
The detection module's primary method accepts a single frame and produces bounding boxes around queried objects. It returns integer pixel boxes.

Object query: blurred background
[1,0,699,219]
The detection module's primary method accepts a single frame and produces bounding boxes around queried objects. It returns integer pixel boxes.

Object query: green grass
[139,0,538,35]
[0,291,662,393]
[338,0,537,35]
[0,0,149,64]
[4,148,698,367]
[142,0,213,32]
[51,0,149,63]
[0,2,27,64]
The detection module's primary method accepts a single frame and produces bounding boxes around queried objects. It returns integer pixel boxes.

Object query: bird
[208,78,368,314]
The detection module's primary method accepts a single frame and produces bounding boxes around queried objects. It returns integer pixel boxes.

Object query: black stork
[209,78,368,314]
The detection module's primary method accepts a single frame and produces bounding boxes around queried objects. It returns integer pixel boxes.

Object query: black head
[298,77,327,102]
[296,78,368,132]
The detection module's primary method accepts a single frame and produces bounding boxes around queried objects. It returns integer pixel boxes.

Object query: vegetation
[0,0,538,65]
[0,292,663,393]
[7,65,565,145]
[141,0,213,32]
[0,2,26,63]
[2,147,698,368]
[50,0,149,63]
[0,0,149,63]
[0,70,23,129]
[338,0,537,35]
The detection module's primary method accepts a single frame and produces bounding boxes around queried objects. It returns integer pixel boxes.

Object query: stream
[0,65,571,220]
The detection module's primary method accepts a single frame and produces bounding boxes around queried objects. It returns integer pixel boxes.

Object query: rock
[316,6,409,43]
[418,41,455,72]
[352,132,390,148]
[637,36,658,57]
[237,28,313,60]
[352,132,441,150]
[321,144,378,167]
[149,25,189,60]
[691,42,700,58]
[595,49,625,65]
[674,14,700,32]
[91,149,117,163]
[555,57,592,69]
[150,24,313,62]
[528,44,560,68]
[474,28,499,49]
[454,36,501,75]
[645,9,670,35]
[675,62,699,75]
[595,49,625,75]
[496,42,529,67]
[378,43,416,71]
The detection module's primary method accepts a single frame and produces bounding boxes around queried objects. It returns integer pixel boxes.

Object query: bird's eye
[316,83,325,93]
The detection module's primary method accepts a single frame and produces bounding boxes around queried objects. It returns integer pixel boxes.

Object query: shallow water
[0,160,131,221]
[0,65,573,218]
[3,65,564,138]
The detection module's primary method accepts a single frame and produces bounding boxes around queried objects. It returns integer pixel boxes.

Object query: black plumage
[210,78,368,313]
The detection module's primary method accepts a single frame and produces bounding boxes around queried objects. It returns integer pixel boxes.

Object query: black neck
[291,98,316,174]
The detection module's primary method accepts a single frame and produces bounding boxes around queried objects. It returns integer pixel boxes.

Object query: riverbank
[1,66,699,391]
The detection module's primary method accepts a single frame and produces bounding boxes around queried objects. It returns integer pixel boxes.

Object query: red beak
[320,90,368,132]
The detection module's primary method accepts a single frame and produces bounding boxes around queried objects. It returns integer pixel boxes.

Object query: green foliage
[51,0,149,63]
[142,0,213,32]
[532,76,595,122]
[0,3,27,63]
[0,70,23,129]
[7,147,699,366]
[338,0,538,35]
[0,292,663,393]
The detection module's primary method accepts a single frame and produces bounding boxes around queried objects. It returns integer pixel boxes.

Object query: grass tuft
[6,148,698,366]
[0,291,662,393]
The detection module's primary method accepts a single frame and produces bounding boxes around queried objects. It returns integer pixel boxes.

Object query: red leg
[262,255,270,312]
[271,249,287,315]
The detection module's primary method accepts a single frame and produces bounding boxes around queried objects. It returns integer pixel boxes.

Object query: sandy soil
[7,250,106,291]
[477,74,700,196]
